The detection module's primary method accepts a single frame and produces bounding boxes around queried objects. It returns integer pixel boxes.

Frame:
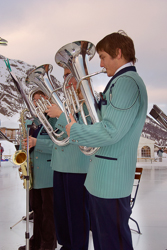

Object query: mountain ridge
[0,54,63,117]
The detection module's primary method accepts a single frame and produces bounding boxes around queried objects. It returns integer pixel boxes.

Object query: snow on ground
[137,152,167,169]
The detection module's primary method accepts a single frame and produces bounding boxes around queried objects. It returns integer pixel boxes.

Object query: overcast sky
[1,0,167,116]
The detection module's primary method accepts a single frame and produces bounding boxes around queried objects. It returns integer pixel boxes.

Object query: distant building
[137,137,155,162]
[0,126,19,144]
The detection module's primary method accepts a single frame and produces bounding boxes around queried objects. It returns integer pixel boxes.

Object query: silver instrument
[26,64,69,146]
[150,105,167,130]
[55,41,106,155]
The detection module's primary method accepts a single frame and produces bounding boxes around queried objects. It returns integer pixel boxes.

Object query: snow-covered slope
[0,54,63,127]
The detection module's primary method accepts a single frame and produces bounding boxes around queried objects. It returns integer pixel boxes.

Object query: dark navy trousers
[53,171,90,250]
[30,188,57,249]
[88,192,134,250]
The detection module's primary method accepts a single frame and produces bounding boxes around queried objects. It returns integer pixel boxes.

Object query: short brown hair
[96,30,136,64]
[33,91,45,98]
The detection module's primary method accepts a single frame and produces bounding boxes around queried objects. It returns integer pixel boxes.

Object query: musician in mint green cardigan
[46,68,91,250]
[66,31,148,250]
[18,92,57,250]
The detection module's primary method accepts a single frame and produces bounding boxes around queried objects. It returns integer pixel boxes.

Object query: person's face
[33,93,47,107]
[63,68,77,91]
[98,50,119,77]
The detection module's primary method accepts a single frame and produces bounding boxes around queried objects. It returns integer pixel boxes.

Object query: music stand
[24,125,30,250]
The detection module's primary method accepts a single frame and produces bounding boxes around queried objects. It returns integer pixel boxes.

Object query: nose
[33,99,38,107]
[100,60,104,68]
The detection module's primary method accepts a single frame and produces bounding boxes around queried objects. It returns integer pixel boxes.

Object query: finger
[65,125,68,132]
[47,112,53,117]
[65,126,68,135]
[47,105,52,109]
[69,114,76,122]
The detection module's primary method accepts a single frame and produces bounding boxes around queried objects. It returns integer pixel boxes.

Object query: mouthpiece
[101,68,107,73]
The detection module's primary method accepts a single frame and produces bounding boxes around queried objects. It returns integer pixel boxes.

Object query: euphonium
[13,109,33,189]
[26,64,69,146]
[55,41,106,155]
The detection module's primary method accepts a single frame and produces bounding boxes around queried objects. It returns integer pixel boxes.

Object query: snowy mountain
[142,115,167,146]
[0,54,63,127]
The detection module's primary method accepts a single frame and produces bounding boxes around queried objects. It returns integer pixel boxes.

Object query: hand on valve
[65,114,76,137]
[45,104,63,118]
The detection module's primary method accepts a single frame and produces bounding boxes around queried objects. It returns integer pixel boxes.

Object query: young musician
[46,68,90,250]
[65,31,148,250]
[18,91,57,250]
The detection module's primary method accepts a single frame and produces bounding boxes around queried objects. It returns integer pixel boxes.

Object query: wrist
[57,110,63,118]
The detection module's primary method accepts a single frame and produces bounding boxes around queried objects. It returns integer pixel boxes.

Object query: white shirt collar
[114,62,133,75]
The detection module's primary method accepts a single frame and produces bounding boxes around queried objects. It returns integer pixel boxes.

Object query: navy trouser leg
[88,192,133,250]
[30,188,57,249]
[53,171,90,250]
[53,172,71,249]
[40,188,57,249]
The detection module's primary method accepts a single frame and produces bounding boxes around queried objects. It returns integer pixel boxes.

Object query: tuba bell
[26,64,69,146]
[55,41,106,155]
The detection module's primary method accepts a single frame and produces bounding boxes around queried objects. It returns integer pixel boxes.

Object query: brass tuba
[55,41,106,155]
[13,109,33,189]
[26,64,69,146]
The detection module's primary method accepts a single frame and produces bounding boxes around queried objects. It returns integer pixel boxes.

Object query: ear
[116,48,122,59]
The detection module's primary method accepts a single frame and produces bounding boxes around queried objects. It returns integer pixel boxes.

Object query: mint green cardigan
[25,119,54,189]
[51,112,90,173]
[69,70,148,199]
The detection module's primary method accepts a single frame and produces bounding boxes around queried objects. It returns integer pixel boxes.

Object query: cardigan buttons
[36,157,38,159]
[90,159,92,162]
